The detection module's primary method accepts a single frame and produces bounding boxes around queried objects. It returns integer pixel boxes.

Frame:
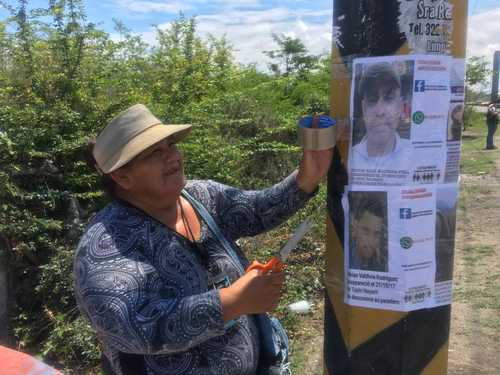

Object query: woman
[74,104,333,375]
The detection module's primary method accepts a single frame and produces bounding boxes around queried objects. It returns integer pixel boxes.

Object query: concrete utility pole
[491,51,500,103]
[324,1,468,374]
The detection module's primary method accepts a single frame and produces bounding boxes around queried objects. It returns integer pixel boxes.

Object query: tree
[151,15,218,117]
[465,56,490,88]
[464,56,491,128]
[465,56,491,102]
[0,1,330,371]
[465,55,491,103]
[209,34,234,90]
[264,33,318,76]
[0,132,13,343]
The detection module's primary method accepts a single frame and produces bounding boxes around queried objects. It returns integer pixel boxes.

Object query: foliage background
[0,1,330,372]
[0,1,492,373]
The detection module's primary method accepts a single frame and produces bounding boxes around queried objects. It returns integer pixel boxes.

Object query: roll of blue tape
[299,115,336,129]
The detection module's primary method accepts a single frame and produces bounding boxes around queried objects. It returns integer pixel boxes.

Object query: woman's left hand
[296,147,334,194]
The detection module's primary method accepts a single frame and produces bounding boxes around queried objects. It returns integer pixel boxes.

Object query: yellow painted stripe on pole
[421,341,450,375]
[324,216,349,342]
[450,0,468,58]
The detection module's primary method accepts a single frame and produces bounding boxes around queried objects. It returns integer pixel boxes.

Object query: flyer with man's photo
[348,55,452,186]
[344,55,459,312]
[342,185,456,311]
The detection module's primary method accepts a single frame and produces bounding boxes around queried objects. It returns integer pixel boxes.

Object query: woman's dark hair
[84,137,118,199]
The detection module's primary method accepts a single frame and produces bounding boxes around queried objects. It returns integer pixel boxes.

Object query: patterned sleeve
[188,170,316,240]
[74,219,227,355]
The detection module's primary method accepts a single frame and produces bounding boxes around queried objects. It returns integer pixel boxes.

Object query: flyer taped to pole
[343,54,460,312]
[325,0,468,373]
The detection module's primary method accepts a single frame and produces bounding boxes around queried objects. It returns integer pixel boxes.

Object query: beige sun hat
[93,104,192,174]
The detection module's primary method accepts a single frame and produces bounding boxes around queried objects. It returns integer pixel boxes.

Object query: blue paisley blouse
[74,172,314,375]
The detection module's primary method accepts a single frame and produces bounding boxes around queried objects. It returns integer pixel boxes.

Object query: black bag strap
[182,189,245,274]
[182,189,282,359]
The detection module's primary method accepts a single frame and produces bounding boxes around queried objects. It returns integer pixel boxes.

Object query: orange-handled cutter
[246,218,314,274]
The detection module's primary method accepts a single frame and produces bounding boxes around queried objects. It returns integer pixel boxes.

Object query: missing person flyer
[348,55,452,186]
[444,58,465,183]
[342,184,455,311]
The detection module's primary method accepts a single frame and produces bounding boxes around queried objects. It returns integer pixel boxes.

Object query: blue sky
[1,0,499,68]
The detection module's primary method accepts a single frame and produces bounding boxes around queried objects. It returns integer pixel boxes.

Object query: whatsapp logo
[413,111,425,124]
[400,236,413,249]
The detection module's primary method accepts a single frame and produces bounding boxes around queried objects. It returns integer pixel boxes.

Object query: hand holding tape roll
[298,114,337,150]
[296,114,336,193]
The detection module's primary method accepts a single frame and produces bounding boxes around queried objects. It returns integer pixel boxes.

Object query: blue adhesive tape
[299,115,336,128]
[318,115,336,128]
[299,115,314,128]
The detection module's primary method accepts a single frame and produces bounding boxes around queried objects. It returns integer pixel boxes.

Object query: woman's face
[117,137,186,203]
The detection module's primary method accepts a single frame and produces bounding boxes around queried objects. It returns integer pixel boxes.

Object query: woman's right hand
[219,269,285,323]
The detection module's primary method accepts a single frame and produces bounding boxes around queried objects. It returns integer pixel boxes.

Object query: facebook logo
[400,208,412,219]
[414,80,426,92]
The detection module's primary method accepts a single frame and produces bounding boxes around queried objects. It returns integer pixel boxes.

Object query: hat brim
[102,123,192,173]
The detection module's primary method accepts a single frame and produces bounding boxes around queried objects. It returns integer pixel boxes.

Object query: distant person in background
[351,62,411,171]
[349,198,388,272]
[486,102,498,150]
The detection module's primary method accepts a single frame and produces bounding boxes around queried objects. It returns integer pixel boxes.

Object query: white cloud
[197,8,331,68]
[467,7,500,60]
[139,7,329,69]
[115,0,262,14]
[124,4,500,73]
[198,8,295,26]
[209,0,261,8]
[116,0,191,14]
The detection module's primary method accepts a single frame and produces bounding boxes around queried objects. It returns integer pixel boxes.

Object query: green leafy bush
[0,1,330,372]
